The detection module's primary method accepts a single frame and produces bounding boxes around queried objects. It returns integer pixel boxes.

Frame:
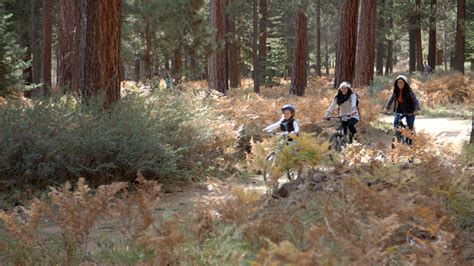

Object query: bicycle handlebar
[326,113,352,120]
[383,112,414,116]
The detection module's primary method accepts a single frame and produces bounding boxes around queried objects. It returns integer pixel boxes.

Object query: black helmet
[281,104,295,115]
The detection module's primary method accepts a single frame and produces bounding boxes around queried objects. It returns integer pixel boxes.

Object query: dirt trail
[381,115,471,146]
[159,116,472,213]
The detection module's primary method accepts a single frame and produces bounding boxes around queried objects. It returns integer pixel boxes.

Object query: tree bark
[228,11,240,88]
[258,0,267,82]
[289,5,308,96]
[41,0,52,95]
[470,114,474,144]
[208,0,227,94]
[385,40,393,75]
[428,0,437,71]
[454,0,465,73]
[354,0,376,87]
[58,0,81,93]
[173,48,182,83]
[414,0,423,72]
[252,0,260,93]
[375,0,385,76]
[144,20,153,79]
[79,0,121,105]
[335,0,359,87]
[315,0,321,77]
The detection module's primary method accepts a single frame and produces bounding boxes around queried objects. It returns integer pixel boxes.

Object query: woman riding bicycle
[263,104,300,140]
[323,81,360,144]
[384,75,420,145]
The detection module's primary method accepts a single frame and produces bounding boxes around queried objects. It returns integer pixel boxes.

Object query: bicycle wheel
[329,133,343,153]
[286,168,300,181]
[262,152,276,181]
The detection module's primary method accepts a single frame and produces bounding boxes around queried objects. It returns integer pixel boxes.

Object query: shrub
[0,91,221,195]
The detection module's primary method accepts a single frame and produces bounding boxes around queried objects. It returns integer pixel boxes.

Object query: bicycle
[326,114,352,153]
[262,132,299,182]
[389,112,415,148]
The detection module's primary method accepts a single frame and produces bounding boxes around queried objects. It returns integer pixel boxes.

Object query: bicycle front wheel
[262,152,276,181]
[330,133,344,153]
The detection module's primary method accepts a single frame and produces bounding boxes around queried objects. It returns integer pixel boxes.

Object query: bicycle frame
[327,114,351,152]
[392,113,414,147]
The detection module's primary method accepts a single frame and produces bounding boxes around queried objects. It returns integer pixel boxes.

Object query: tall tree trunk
[252,0,260,93]
[470,114,474,144]
[428,0,437,71]
[454,0,465,73]
[42,0,52,95]
[144,20,153,79]
[208,0,227,93]
[58,0,81,93]
[414,0,423,72]
[375,0,385,76]
[335,0,359,87]
[30,0,42,86]
[376,42,384,76]
[173,48,182,83]
[385,40,393,75]
[315,0,321,77]
[258,0,267,83]
[325,24,330,77]
[289,5,308,96]
[224,0,230,89]
[79,0,121,105]
[134,57,140,82]
[228,12,239,88]
[354,0,376,87]
[409,30,416,72]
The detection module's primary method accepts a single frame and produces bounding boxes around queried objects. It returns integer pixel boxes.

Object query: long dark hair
[335,87,354,105]
[393,78,413,104]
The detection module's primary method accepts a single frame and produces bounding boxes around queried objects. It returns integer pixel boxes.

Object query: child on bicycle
[384,75,420,144]
[263,104,300,140]
[323,81,360,144]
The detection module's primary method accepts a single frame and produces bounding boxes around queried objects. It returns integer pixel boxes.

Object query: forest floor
[155,115,471,215]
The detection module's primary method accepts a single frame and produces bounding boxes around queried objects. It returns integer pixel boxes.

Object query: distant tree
[41,0,52,95]
[58,0,81,93]
[258,0,267,82]
[208,0,227,93]
[0,6,29,97]
[315,0,321,77]
[454,0,465,73]
[252,0,260,92]
[289,3,308,96]
[428,0,437,72]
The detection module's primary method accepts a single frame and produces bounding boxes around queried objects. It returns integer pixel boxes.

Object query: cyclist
[263,104,300,140]
[323,81,360,144]
[384,75,420,145]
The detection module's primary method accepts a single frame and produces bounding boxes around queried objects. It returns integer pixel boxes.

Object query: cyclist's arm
[263,119,282,133]
[324,97,337,118]
[291,120,300,136]
[410,90,421,112]
[384,92,395,112]
[350,93,358,113]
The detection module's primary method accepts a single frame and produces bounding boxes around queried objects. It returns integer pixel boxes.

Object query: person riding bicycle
[263,104,300,141]
[323,81,360,144]
[384,75,420,145]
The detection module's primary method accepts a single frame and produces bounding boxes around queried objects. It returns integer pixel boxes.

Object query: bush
[0,91,220,194]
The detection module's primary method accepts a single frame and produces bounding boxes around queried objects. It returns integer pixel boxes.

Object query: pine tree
[0,6,30,97]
